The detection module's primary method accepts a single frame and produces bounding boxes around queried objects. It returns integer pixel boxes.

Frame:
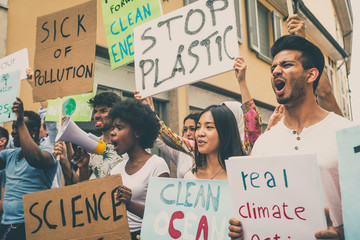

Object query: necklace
[205,167,224,179]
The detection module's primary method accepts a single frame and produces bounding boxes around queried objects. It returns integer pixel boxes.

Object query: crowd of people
[0,14,354,240]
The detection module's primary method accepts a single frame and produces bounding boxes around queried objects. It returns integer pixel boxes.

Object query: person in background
[25,68,61,188]
[54,92,124,185]
[0,98,58,240]
[109,99,169,240]
[135,57,262,178]
[0,127,9,223]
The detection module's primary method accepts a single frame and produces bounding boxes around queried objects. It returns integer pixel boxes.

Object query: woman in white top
[183,104,245,239]
[108,99,170,240]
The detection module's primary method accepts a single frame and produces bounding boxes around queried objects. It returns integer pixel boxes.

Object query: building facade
[1,0,353,135]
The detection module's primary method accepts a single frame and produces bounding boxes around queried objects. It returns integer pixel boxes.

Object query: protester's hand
[115,185,132,205]
[72,147,90,167]
[61,115,69,126]
[266,105,285,131]
[233,57,247,84]
[134,91,155,112]
[315,208,339,240]
[52,141,67,162]
[26,68,34,87]
[228,218,244,240]
[12,97,25,123]
[287,14,306,38]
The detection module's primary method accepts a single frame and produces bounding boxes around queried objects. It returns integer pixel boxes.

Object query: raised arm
[12,97,55,169]
[233,57,262,154]
[287,15,343,116]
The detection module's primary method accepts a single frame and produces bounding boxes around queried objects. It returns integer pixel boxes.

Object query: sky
[349,0,360,124]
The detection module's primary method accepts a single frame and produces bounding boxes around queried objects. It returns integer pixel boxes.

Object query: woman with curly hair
[109,99,169,240]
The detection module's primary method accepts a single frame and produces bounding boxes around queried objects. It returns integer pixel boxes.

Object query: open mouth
[111,140,118,150]
[274,79,286,95]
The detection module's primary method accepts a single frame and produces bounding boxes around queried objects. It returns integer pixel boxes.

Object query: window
[184,0,243,43]
[246,0,282,63]
[257,3,270,58]
[325,65,334,91]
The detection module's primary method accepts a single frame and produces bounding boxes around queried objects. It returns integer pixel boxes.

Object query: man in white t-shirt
[246,35,353,240]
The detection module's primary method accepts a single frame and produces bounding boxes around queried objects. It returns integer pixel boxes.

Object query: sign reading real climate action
[134,0,239,98]
[141,178,234,239]
[226,154,326,240]
[23,175,131,240]
[32,0,96,102]
[101,0,162,69]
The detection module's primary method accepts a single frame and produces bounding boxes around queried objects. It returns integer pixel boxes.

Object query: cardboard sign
[0,70,20,123]
[226,154,326,240]
[337,125,360,239]
[0,48,29,80]
[23,175,131,240]
[134,0,239,98]
[45,83,97,122]
[141,178,234,239]
[101,0,163,69]
[32,0,97,102]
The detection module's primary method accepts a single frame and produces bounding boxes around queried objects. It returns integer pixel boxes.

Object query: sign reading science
[32,0,96,102]
[134,0,239,98]
[23,175,131,240]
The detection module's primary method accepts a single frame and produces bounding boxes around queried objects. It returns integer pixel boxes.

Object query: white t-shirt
[155,137,193,178]
[251,112,354,227]
[110,155,170,232]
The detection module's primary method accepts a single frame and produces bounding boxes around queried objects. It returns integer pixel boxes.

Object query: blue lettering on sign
[159,181,221,212]
[110,3,152,63]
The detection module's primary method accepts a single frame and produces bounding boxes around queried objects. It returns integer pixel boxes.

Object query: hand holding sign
[287,14,306,38]
[12,97,24,123]
[228,218,244,240]
[315,208,340,240]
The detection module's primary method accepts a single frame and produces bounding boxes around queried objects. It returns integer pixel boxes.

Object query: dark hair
[108,99,160,149]
[24,111,41,141]
[183,112,200,125]
[0,126,9,145]
[194,105,244,171]
[271,35,325,92]
[88,92,122,108]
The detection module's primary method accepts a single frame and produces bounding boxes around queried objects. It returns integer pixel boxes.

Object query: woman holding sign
[108,99,169,240]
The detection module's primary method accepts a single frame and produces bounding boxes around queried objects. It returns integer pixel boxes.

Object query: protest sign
[45,83,97,122]
[141,178,234,239]
[32,0,96,102]
[23,174,131,240]
[134,0,239,98]
[0,48,29,80]
[226,154,326,240]
[0,70,20,123]
[337,125,360,239]
[101,0,163,69]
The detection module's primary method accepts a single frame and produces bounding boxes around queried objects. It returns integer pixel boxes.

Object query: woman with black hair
[108,99,170,240]
[184,104,244,179]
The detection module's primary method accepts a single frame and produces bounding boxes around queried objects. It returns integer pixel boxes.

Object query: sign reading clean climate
[32,0,96,102]
[226,154,326,239]
[134,0,239,98]
[141,178,234,239]
[101,0,162,69]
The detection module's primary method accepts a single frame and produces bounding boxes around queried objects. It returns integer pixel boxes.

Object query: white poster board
[134,0,239,98]
[225,154,326,239]
[0,48,29,80]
